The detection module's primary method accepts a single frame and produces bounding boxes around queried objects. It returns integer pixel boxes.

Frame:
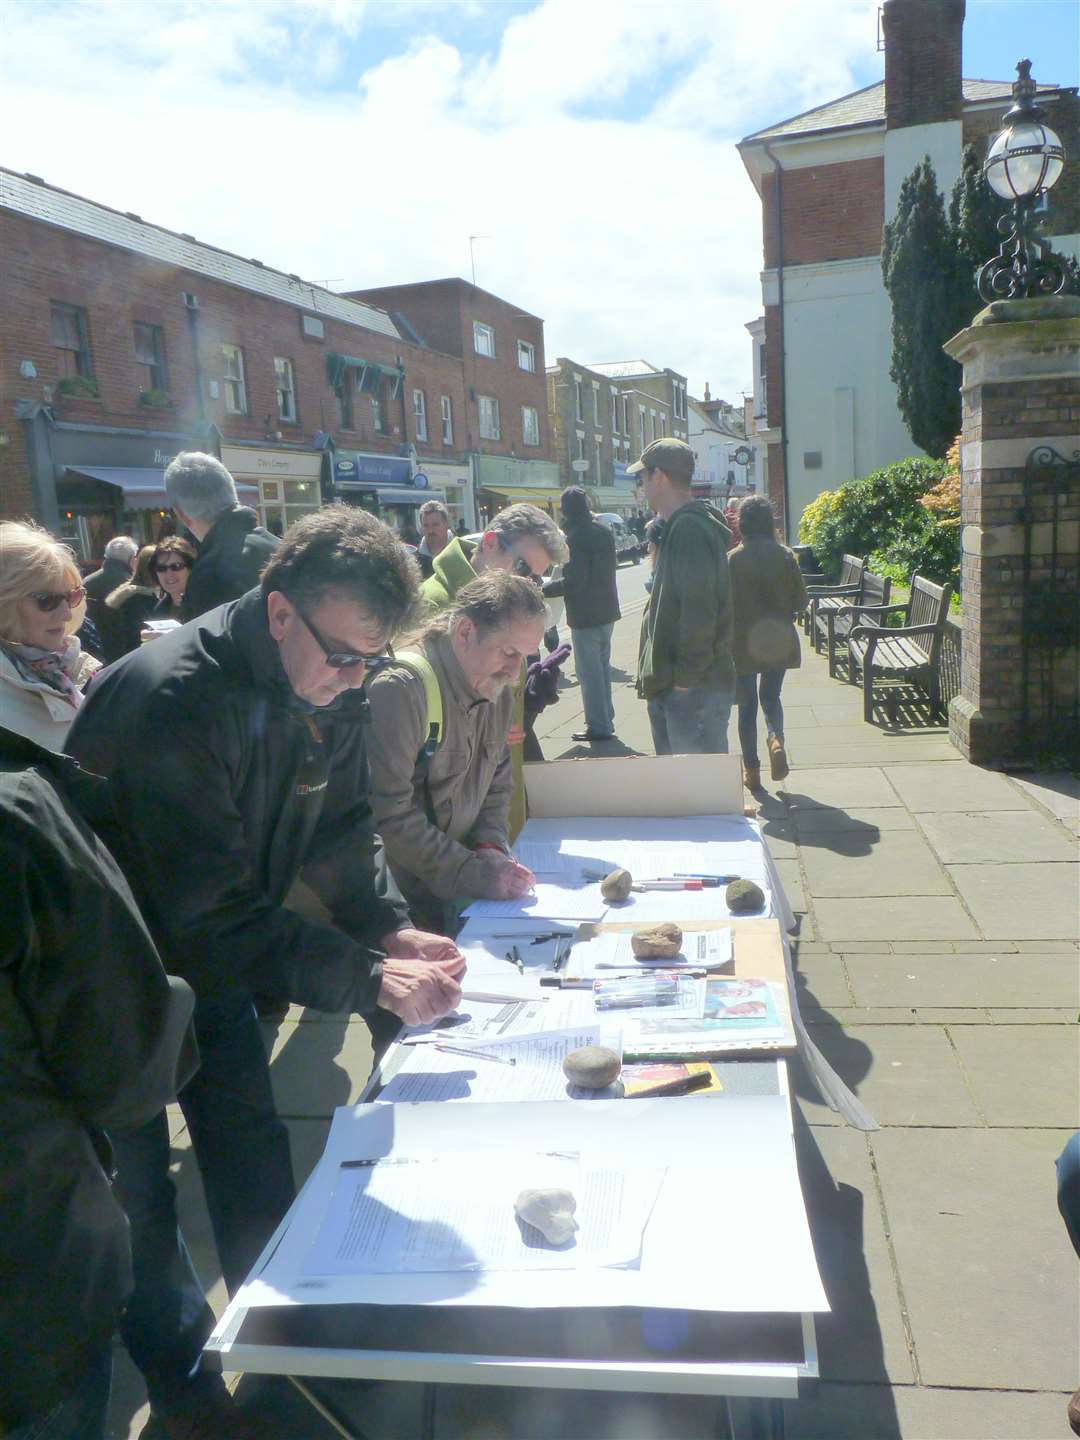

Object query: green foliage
[882,157,964,459]
[799,456,959,590]
[138,387,172,409]
[56,374,99,399]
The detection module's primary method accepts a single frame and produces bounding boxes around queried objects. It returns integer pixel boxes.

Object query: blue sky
[2,1,1076,401]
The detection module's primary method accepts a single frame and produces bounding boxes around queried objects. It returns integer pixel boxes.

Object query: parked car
[594,513,642,564]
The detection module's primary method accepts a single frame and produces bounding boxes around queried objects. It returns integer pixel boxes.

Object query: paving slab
[801,830,951,900]
[846,950,1080,1008]
[794,1125,913,1384]
[784,1381,1069,1440]
[1011,770,1080,826]
[803,1024,981,1126]
[759,817,799,859]
[884,762,1034,812]
[789,741,960,769]
[913,1007,993,1024]
[793,806,917,835]
[947,1024,1080,1126]
[791,949,853,1009]
[987,1007,1079,1023]
[772,855,807,912]
[267,1017,376,1117]
[916,809,1077,863]
[781,767,902,812]
[946,861,1079,940]
[871,1128,1080,1390]
[813,896,978,943]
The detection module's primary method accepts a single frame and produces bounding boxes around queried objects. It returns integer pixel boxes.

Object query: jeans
[647,686,732,756]
[572,624,615,737]
[113,988,295,1413]
[7,1344,111,1440]
[736,669,786,767]
[1057,1132,1080,1259]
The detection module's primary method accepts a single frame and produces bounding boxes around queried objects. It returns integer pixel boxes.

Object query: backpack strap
[391,649,444,767]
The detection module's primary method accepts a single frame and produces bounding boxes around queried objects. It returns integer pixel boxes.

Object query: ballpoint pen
[674,873,740,884]
[631,879,704,891]
[434,1043,517,1066]
[510,946,525,975]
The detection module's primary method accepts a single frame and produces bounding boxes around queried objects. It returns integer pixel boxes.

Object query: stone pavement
[108,580,1079,1440]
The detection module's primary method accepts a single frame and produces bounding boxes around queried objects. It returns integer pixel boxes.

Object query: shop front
[19,410,215,563]
[415,460,474,532]
[221,445,326,538]
[332,452,446,538]
[472,455,562,524]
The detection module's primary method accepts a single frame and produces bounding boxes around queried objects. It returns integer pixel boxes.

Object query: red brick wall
[354,281,554,461]
[0,210,468,521]
[763,306,784,431]
[883,0,965,131]
[763,159,886,266]
[766,441,787,536]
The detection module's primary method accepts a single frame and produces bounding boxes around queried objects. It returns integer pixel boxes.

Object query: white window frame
[659,411,667,438]
[222,344,247,415]
[440,395,454,445]
[274,356,296,422]
[521,405,540,448]
[413,388,428,442]
[592,381,601,427]
[650,409,658,443]
[478,394,501,441]
[610,387,619,434]
[638,406,646,452]
[517,339,536,372]
[574,376,583,423]
[594,435,603,483]
[473,321,496,358]
[622,395,630,436]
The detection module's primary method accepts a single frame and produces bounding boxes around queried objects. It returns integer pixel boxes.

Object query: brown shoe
[768,735,789,782]
[743,763,761,790]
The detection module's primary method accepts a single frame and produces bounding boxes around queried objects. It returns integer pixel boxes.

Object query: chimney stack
[883,0,966,131]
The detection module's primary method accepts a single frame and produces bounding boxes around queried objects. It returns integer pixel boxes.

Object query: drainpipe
[185,300,206,428]
[763,143,793,541]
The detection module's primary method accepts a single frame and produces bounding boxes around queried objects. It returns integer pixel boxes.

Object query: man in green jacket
[421,504,567,837]
[632,439,735,756]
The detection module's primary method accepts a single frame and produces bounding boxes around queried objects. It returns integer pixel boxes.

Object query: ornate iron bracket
[977,200,1067,301]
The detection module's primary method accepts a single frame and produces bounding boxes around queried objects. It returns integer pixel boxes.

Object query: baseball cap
[627,438,695,484]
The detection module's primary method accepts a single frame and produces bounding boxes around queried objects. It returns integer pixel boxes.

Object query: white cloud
[0,0,882,400]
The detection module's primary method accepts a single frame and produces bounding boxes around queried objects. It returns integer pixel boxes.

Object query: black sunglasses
[30,585,86,612]
[296,609,394,672]
[154,561,190,575]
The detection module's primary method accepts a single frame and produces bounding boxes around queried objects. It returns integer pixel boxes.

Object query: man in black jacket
[83,533,138,662]
[545,486,620,743]
[68,506,464,1435]
[164,451,280,621]
[0,727,197,1440]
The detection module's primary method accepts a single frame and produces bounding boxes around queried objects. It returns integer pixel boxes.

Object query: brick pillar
[943,296,1080,763]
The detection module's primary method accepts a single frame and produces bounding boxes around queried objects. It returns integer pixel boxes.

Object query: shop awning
[480,485,564,503]
[326,353,404,399]
[63,466,258,510]
[336,482,446,507]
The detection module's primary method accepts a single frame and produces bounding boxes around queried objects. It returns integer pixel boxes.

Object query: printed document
[377,1026,603,1104]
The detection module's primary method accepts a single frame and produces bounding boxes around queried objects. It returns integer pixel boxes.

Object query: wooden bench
[801,554,867,635]
[847,574,954,723]
[815,569,892,678]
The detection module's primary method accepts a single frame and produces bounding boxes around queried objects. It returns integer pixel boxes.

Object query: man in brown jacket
[365,572,548,932]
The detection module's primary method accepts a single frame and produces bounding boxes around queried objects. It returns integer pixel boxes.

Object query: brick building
[0,172,550,558]
[349,279,559,521]
[737,0,1080,536]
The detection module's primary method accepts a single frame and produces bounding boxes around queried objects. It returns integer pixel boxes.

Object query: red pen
[630,879,705,891]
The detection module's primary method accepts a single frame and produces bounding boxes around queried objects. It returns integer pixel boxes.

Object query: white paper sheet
[234,1095,828,1315]
[571,929,733,976]
[376,1026,603,1104]
[304,1150,665,1276]
[401,989,594,1045]
[463,883,607,923]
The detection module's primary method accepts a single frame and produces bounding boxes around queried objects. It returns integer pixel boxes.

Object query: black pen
[625,1071,713,1099]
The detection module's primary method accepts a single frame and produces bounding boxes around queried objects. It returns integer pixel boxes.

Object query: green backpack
[391,649,444,768]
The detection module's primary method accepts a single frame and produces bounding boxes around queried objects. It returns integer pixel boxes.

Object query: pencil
[434,1043,517,1066]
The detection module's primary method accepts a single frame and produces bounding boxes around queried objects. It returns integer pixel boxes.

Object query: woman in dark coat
[101,545,160,662]
[728,495,808,789]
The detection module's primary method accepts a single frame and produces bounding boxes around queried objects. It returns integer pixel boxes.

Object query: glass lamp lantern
[977,60,1068,301]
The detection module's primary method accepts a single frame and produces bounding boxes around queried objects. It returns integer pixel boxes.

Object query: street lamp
[977,59,1067,302]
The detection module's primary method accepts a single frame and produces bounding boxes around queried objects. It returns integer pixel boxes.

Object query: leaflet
[376,1026,603,1104]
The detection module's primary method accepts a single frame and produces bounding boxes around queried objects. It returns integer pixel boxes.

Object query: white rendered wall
[884,119,963,222]
[775,256,925,533]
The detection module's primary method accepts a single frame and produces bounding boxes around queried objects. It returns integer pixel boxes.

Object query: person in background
[67,506,463,1437]
[643,515,666,594]
[0,724,197,1440]
[723,498,743,549]
[150,535,197,619]
[164,451,279,621]
[1058,1133,1080,1435]
[728,494,807,789]
[0,520,100,752]
[102,544,159,661]
[422,503,567,836]
[633,440,734,757]
[366,572,546,932]
[83,534,137,634]
[416,498,455,580]
[542,486,620,745]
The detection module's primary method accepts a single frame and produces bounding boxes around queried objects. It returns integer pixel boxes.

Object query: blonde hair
[0,521,82,644]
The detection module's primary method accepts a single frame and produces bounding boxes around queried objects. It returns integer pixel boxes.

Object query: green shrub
[798,456,959,589]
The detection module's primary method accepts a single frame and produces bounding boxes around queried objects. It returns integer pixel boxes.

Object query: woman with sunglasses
[0,520,101,751]
[149,535,196,617]
[101,544,161,662]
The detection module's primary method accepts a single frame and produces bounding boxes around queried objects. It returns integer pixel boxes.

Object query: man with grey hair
[164,451,279,621]
[366,571,547,930]
[417,498,456,580]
